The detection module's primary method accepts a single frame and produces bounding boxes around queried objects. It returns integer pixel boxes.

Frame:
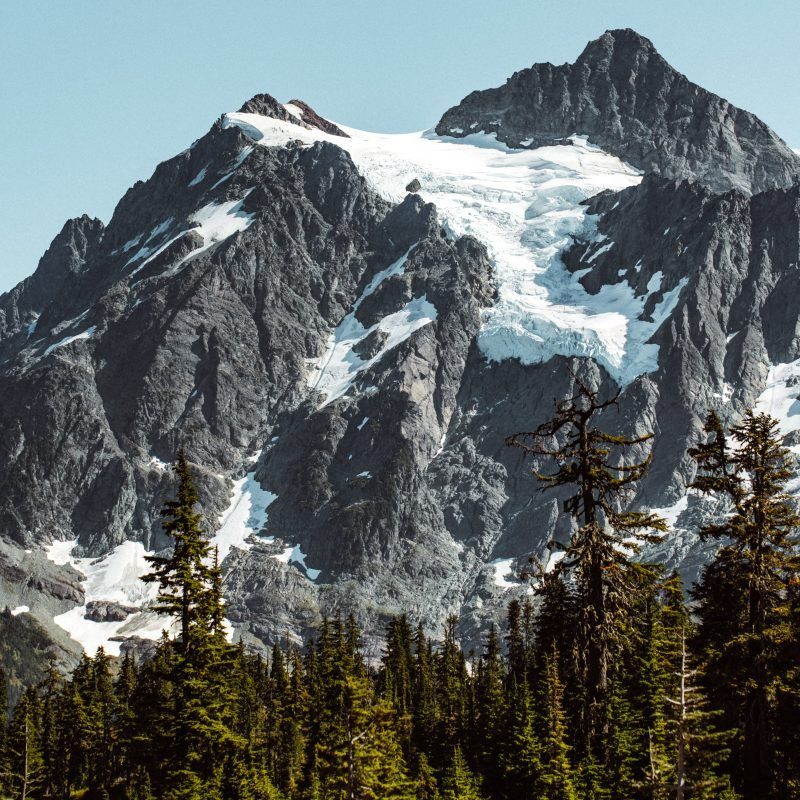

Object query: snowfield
[223,110,686,386]
[46,539,167,656]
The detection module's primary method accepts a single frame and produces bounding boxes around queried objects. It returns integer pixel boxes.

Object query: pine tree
[690,410,800,799]
[508,372,665,760]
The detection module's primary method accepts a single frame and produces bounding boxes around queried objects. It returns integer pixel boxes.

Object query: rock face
[2,31,800,675]
[436,28,800,195]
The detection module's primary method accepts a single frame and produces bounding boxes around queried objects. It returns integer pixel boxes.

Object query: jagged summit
[436,28,800,195]
[238,92,348,137]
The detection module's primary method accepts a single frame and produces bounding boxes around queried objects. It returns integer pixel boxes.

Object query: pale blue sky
[2,0,799,292]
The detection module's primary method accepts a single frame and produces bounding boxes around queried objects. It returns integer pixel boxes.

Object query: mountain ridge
[2,29,800,678]
[436,27,800,195]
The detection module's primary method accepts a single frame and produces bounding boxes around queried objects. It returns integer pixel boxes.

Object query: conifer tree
[537,650,577,800]
[439,746,484,800]
[0,664,7,797]
[508,373,665,759]
[435,617,468,762]
[5,687,44,800]
[690,410,800,799]
[412,624,438,762]
[143,450,215,654]
[474,625,506,786]
[501,676,542,800]
[316,673,415,799]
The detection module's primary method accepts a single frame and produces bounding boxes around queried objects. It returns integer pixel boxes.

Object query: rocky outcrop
[436,28,800,195]
[239,93,348,137]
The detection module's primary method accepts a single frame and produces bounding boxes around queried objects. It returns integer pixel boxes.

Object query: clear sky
[2,0,799,292]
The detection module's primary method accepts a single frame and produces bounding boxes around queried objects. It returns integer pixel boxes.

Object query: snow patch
[756,358,800,439]
[11,605,29,616]
[307,247,436,407]
[213,458,277,563]
[223,114,684,385]
[188,166,208,186]
[489,557,520,590]
[129,192,256,278]
[46,539,166,656]
[283,103,304,120]
[43,326,97,356]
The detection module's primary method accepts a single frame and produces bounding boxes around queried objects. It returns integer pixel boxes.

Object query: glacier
[222,110,685,387]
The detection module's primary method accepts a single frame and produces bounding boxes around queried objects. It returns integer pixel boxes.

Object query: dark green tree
[143,450,215,654]
[508,373,665,760]
[690,410,800,799]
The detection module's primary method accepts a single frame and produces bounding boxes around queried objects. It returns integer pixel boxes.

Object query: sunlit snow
[46,539,166,656]
[223,112,686,386]
[756,357,800,449]
[213,462,277,563]
[490,557,521,590]
[306,243,436,405]
[127,193,255,277]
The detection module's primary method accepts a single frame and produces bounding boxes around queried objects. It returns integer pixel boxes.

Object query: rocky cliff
[2,30,799,673]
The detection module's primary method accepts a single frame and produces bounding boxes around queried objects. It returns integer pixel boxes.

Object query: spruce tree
[537,650,577,800]
[143,450,215,654]
[508,373,665,759]
[690,410,800,799]
[439,746,484,800]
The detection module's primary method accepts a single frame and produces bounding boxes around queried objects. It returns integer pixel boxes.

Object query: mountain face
[2,30,800,672]
[436,28,800,195]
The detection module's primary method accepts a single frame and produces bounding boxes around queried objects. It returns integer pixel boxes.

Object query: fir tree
[4,687,44,800]
[508,372,665,759]
[690,410,800,799]
[0,665,7,798]
[439,746,484,800]
[143,450,214,654]
[537,651,577,800]
[501,676,542,800]
[316,673,415,800]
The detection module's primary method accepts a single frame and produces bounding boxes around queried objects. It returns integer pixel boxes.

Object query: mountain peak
[237,92,348,137]
[436,31,800,195]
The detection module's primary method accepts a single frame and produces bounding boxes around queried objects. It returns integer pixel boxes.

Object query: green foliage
[691,410,800,799]
[5,406,798,800]
[507,373,665,762]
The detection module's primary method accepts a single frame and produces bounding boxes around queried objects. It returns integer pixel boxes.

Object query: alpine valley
[2,28,800,683]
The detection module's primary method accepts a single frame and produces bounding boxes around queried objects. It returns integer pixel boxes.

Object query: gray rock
[85,600,139,622]
[436,29,800,195]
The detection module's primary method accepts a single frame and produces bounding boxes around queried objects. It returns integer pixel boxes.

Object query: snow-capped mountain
[2,29,800,674]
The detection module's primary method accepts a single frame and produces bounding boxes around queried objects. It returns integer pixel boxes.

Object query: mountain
[2,29,800,675]
[437,28,800,195]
